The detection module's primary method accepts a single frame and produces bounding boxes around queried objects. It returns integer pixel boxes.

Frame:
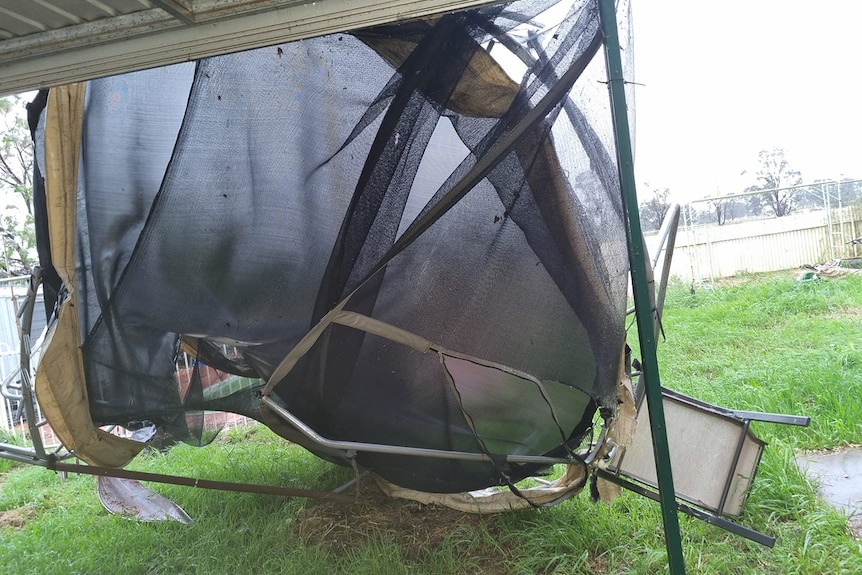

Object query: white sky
[5,3,859,209]
[630,0,862,202]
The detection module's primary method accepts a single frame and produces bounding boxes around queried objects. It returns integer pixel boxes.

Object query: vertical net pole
[18,268,46,458]
[597,1,686,573]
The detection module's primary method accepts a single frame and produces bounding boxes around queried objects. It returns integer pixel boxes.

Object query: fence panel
[647,206,862,284]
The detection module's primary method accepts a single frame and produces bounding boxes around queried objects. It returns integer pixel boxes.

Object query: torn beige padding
[595,471,622,501]
[374,463,587,513]
[357,27,519,118]
[34,85,144,468]
[606,376,637,456]
[44,85,84,290]
[35,296,144,467]
[595,373,637,503]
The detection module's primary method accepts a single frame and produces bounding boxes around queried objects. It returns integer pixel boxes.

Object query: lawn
[2,271,861,574]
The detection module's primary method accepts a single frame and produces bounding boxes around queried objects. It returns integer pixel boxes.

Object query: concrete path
[796,446,862,539]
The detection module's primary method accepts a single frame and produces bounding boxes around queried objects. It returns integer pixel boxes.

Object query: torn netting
[36,0,631,492]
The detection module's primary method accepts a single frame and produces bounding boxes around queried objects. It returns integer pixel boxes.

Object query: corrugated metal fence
[648,205,862,284]
[0,276,47,439]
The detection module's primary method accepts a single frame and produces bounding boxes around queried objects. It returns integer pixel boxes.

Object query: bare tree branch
[0,152,24,187]
[0,94,36,274]
[638,185,672,231]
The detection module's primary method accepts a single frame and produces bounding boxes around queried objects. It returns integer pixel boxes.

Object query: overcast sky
[5,2,858,209]
[630,0,862,202]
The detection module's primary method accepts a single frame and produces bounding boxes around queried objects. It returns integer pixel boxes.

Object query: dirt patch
[823,306,862,320]
[294,480,513,569]
[0,506,35,529]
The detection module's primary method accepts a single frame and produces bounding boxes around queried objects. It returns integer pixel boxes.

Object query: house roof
[0,0,499,96]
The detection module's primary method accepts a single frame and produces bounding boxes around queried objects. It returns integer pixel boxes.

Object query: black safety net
[33,0,632,493]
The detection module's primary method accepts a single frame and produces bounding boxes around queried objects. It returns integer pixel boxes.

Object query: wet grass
[2,270,862,573]
[0,428,26,473]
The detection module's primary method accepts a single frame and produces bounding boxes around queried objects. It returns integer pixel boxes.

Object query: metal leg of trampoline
[0,268,53,465]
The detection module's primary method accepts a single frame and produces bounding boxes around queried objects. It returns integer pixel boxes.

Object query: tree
[838,177,862,204]
[0,94,35,278]
[707,197,728,226]
[745,148,802,218]
[639,185,671,231]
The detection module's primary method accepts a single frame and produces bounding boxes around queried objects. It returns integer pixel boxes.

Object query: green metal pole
[597,1,686,573]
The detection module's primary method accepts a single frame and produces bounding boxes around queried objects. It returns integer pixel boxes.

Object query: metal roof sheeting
[0,0,501,96]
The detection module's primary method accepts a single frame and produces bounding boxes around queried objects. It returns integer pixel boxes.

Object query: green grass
[2,270,862,574]
[0,428,27,473]
[655,273,862,449]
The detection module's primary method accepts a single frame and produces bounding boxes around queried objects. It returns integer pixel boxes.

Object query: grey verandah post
[597,0,686,573]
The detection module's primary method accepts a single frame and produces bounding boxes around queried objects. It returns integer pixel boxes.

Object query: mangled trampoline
[7,0,801,534]
[25,0,629,507]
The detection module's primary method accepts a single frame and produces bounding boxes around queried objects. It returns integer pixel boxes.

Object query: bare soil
[295,478,513,572]
[0,506,35,529]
